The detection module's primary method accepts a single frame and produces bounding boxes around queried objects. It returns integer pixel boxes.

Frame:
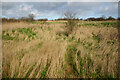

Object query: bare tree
[101,15,106,19]
[64,10,78,36]
[28,14,34,22]
[64,11,77,20]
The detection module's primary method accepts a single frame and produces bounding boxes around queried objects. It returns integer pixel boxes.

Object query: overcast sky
[2,2,118,20]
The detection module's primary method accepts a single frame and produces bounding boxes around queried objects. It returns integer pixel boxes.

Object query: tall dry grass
[2,21,119,78]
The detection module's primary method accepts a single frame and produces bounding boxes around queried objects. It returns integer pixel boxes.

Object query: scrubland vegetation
[2,19,119,78]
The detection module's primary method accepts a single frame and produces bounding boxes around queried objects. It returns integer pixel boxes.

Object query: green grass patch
[47,22,66,24]
[2,32,14,40]
[65,44,79,76]
[78,22,117,27]
[17,27,37,40]
[32,21,44,24]
[40,66,48,78]
[40,59,51,78]
[101,22,117,27]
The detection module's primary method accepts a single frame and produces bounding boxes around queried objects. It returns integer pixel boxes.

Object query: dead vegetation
[2,20,119,78]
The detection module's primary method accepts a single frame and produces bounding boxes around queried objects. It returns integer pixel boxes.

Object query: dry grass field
[2,21,119,78]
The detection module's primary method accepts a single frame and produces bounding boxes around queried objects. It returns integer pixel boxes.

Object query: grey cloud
[94,2,118,18]
[2,2,118,19]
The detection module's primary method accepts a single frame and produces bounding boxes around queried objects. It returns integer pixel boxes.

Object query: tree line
[1,14,120,23]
